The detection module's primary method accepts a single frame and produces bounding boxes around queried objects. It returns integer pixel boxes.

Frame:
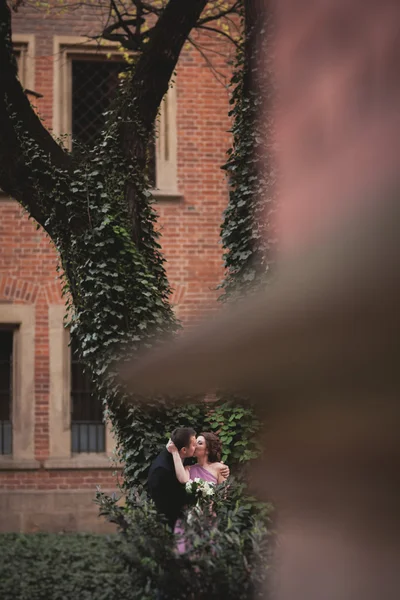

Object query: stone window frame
[0,304,38,470]
[53,35,181,200]
[13,33,36,91]
[46,305,117,469]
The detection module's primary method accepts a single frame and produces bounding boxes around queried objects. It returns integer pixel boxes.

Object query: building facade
[0,3,232,533]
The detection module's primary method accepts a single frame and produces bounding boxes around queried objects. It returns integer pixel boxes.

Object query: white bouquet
[185,478,216,527]
[185,478,215,502]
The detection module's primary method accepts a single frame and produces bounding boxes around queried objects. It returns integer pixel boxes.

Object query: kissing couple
[147,427,230,545]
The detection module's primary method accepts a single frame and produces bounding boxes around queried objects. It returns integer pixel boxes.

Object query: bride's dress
[174,464,217,554]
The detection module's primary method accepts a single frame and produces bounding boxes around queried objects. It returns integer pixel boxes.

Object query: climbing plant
[212,0,275,468]
[220,0,274,300]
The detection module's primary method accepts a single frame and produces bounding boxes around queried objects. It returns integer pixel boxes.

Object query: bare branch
[97,0,240,57]
[122,0,209,139]
[188,34,229,88]
[96,30,147,51]
[130,0,162,15]
[189,31,235,60]
[197,23,240,47]
[110,0,138,40]
[197,0,240,26]
[102,18,142,36]
[10,0,25,11]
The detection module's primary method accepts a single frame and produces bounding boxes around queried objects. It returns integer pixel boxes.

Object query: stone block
[0,491,55,514]
[0,512,22,533]
[51,489,97,512]
[74,512,117,534]
[0,489,118,533]
[22,511,77,534]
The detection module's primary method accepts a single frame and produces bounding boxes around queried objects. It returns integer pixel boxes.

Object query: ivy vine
[211,2,275,469]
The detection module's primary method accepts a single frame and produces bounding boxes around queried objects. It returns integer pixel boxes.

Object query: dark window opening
[0,329,13,455]
[71,58,156,185]
[71,58,126,149]
[70,339,105,453]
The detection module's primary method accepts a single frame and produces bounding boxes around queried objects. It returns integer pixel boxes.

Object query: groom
[147,427,197,530]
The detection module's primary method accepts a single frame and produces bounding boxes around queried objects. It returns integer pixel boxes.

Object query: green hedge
[0,483,271,600]
[0,533,132,600]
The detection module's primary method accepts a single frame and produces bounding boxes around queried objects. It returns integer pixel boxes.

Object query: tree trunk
[0,1,72,230]
[0,0,212,487]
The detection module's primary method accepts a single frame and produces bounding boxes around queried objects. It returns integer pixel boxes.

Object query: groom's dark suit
[147,448,187,529]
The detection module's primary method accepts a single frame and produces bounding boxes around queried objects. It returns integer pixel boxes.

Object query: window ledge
[44,454,121,470]
[151,189,183,202]
[0,458,40,470]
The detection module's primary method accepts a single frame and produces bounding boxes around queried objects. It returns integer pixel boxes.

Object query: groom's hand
[220,463,230,478]
[166,439,178,454]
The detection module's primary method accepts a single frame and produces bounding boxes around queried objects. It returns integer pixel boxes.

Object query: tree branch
[130,0,162,16]
[110,0,139,40]
[123,0,208,141]
[95,30,147,51]
[102,17,143,37]
[0,0,73,231]
[188,34,229,87]
[197,23,240,47]
[118,0,208,247]
[99,0,240,55]
[197,0,240,26]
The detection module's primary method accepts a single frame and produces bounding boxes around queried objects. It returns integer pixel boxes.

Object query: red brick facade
[0,3,232,530]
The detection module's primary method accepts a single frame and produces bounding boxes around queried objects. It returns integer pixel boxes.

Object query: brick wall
[0,2,233,530]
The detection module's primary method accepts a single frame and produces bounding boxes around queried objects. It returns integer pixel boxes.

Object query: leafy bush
[0,533,132,600]
[96,480,271,600]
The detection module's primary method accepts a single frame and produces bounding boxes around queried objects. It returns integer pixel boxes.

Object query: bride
[167,432,228,553]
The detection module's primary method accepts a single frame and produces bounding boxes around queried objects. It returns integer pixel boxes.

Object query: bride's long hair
[200,432,222,463]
